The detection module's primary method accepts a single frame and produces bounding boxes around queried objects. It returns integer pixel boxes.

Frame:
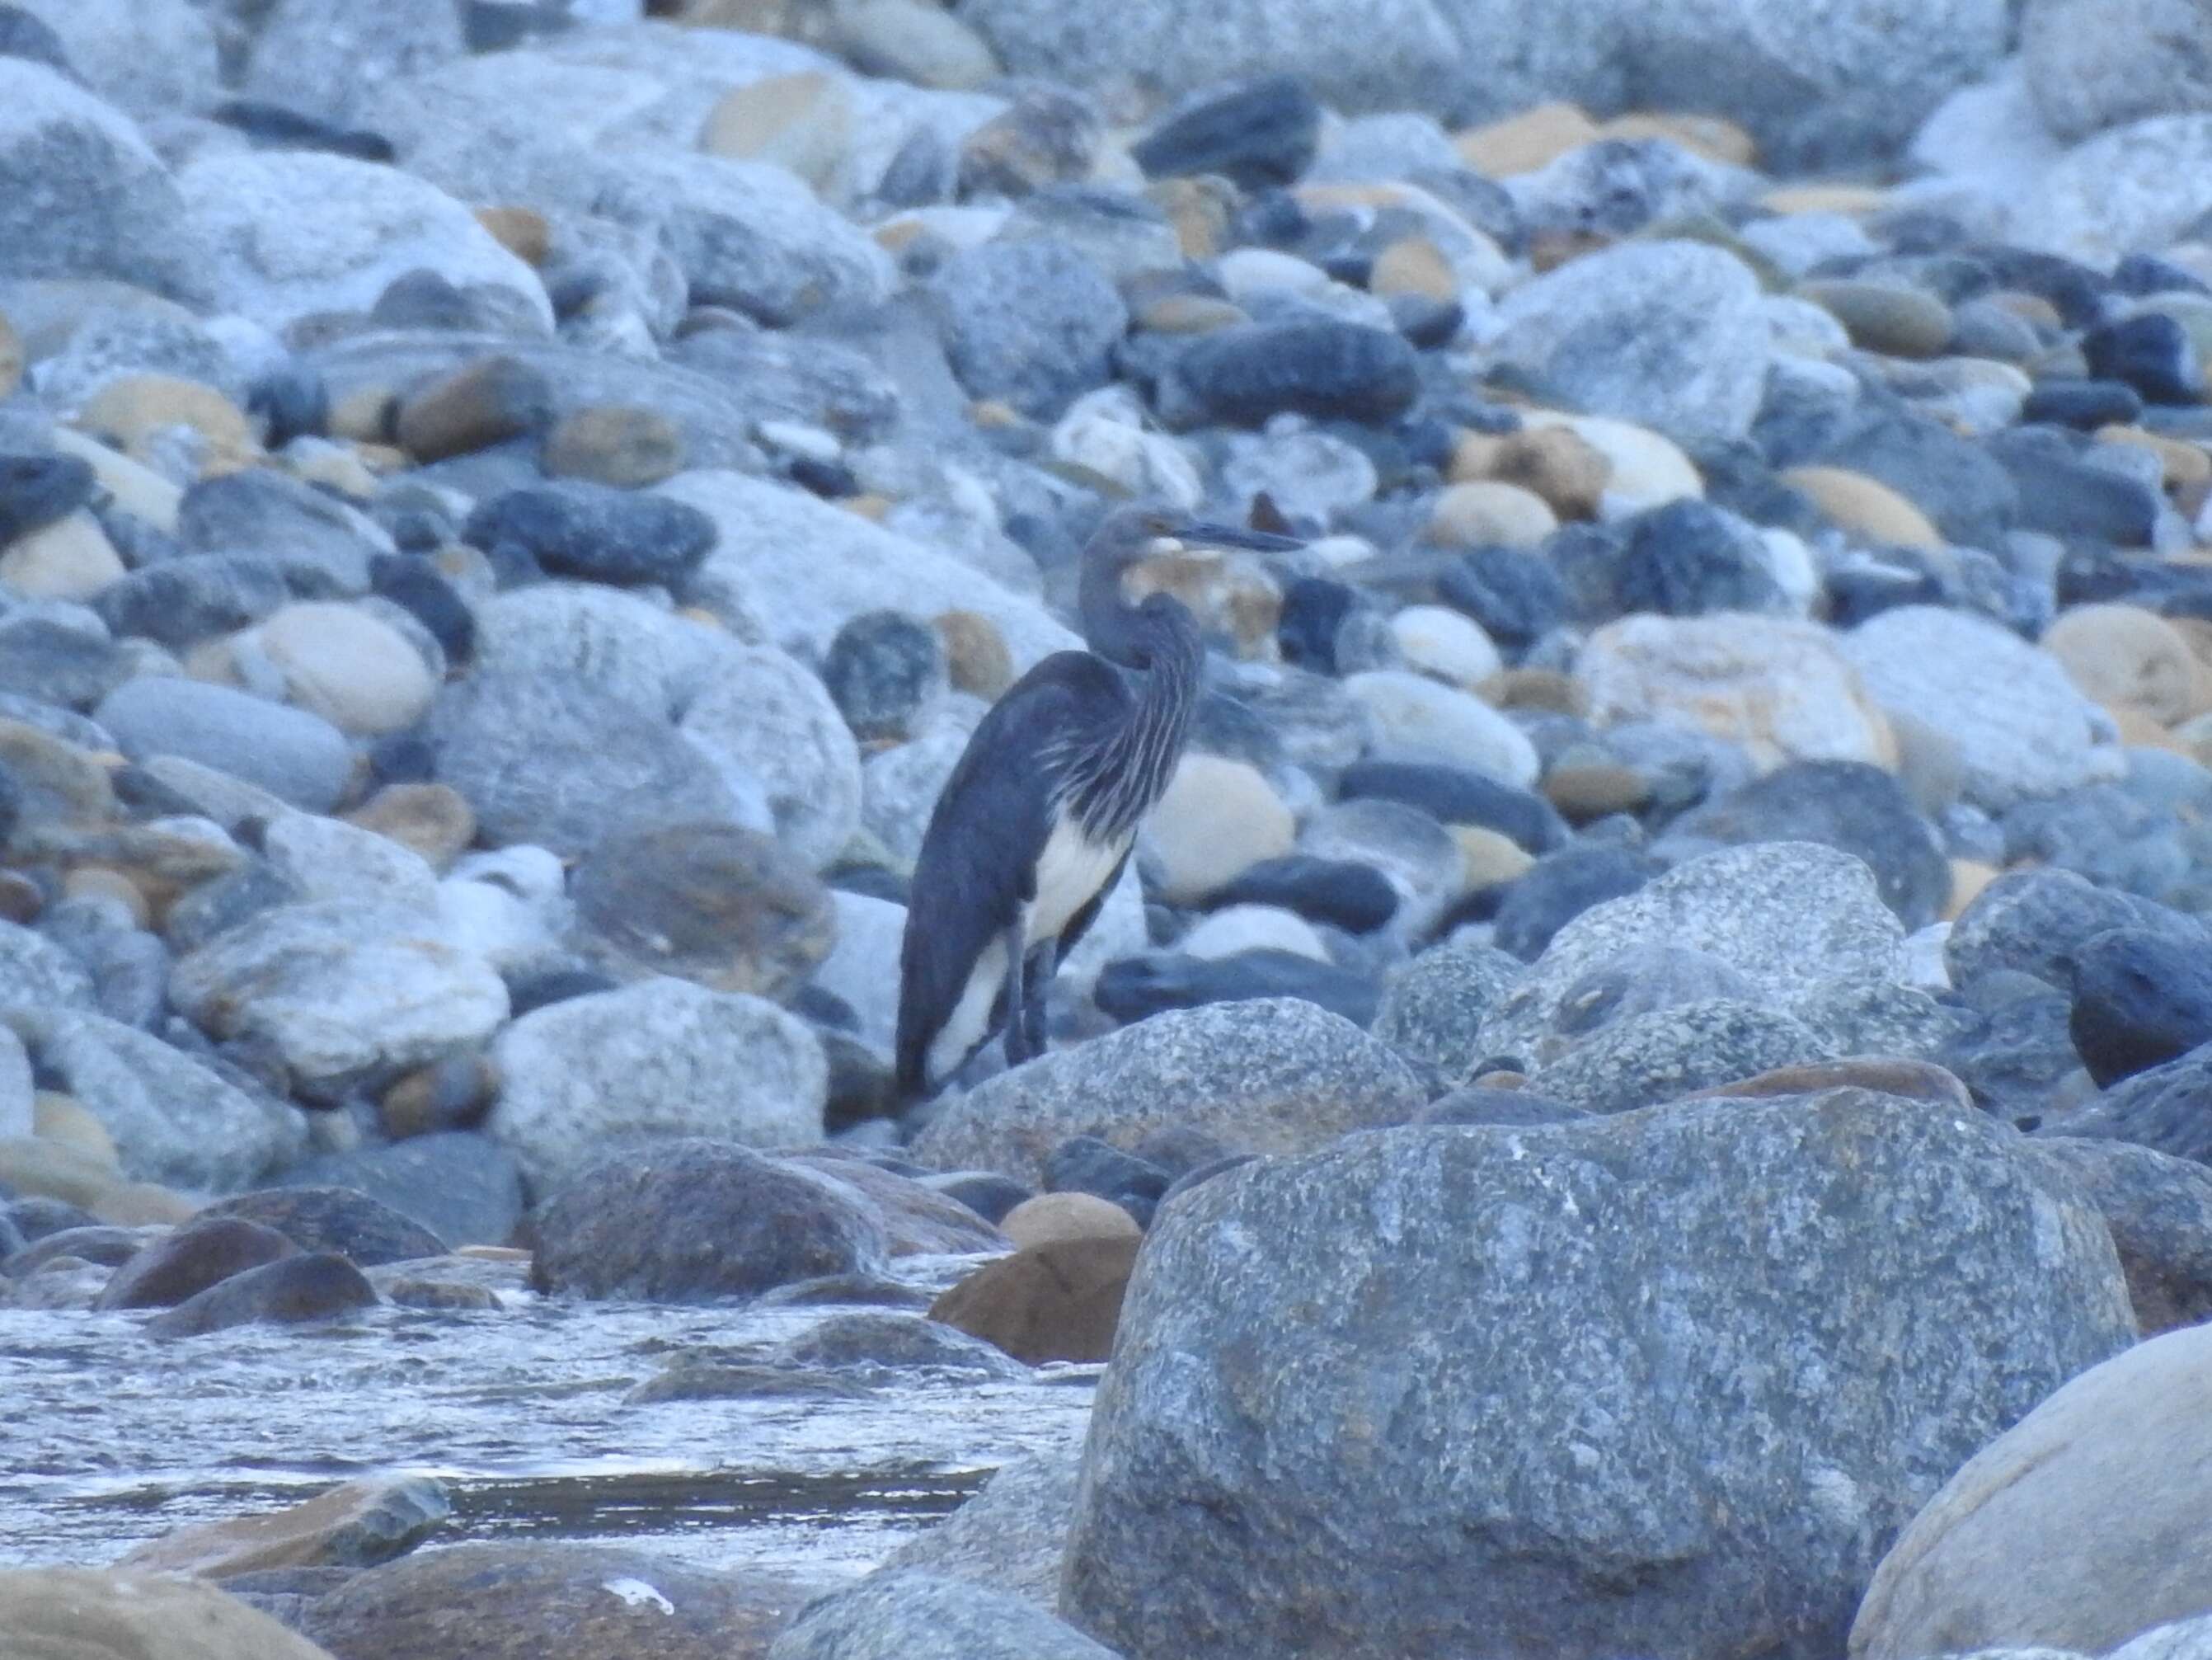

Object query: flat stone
[119,1475,449,1578]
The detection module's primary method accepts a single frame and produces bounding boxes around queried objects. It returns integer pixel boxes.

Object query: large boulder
[910,999,1426,1185]
[0,1566,338,1659]
[2022,0,2212,142]
[883,1431,1084,1609]
[1063,1090,2135,1660]
[1850,1322,2212,1659]
[2012,112,2212,266]
[767,1568,1118,1660]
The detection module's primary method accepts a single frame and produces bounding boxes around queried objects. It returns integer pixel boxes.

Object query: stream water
[0,1253,1095,1581]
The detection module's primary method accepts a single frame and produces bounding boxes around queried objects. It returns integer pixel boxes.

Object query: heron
[895,504,1301,1097]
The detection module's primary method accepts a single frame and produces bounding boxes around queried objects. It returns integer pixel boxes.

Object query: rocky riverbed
[4,0,2212,1657]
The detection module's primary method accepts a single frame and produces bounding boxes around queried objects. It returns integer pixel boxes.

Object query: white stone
[1390,604,1504,688]
[262,811,440,912]
[1180,905,1329,963]
[1342,670,1539,787]
[1050,388,1203,510]
[679,644,863,872]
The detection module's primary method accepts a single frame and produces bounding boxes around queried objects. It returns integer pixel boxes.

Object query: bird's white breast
[1031,813,1129,943]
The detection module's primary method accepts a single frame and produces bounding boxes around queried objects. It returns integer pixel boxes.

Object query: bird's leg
[999,922,1031,1065]
[1021,938,1057,1058]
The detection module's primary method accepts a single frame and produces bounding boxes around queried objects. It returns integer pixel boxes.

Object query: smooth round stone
[934,609,1012,699]
[1302,797,1463,933]
[1370,236,1457,303]
[1522,411,1702,515]
[1614,499,1787,617]
[1798,280,1955,359]
[822,609,948,742]
[1203,854,1401,933]
[1453,101,1600,176]
[78,374,256,471]
[1390,605,1503,688]
[1454,823,1536,889]
[839,0,1000,90]
[0,453,97,546]
[1454,426,1611,521]
[392,355,554,463]
[1144,754,1296,903]
[462,482,716,586]
[1778,464,1942,550]
[251,601,435,736]
[1172,319,1420,427]
[1130,73,1321,190]
[2096,424,2212,487]
[1338,759,1570,852]
[931,237,1125,418]
[474,205,549,265]
[0,510,124,600]
[94,553,289,651]
[1423,480,1559,550]
[1179,904,1328,963]
[344,782,475,872]
[1053,389,1205,509]
[144,1251,378,1337]
[958,85,1102,196]
[2067,924,2212,1088]
[540,405,687,488]
[2042,603,2207,727]
[2083,311,2203,405]
[1342,670,1540,788]
[2022,378,2146,430]
[96,676,353,811]
[1437,545,1569,651]
[999,1191,1142,1249]
[700,70,855,192]
[92,1216,297,1310]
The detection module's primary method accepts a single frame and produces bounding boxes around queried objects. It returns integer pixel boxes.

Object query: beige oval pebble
[1370,237,1457,303]
[1781,464,1942,550]
[1520,411,1701,514]
[346,782,477,872]
[1454,824,1533,890]
[934,609,1012,699]
[2094,424,2212,488]
[474,205,550,266]
[1145,754,1295,903]
[1000,1192,1143,1249]
[78,374,256,470]
[1454,101,1600,176]
[1946,859,1998,921]
[542,405,687,487]
[256,601,439,735]
[2044,603,2207,726]
[1391,604,1503,688]
[1424,480,1558,549]
[701,70,854,192]
[0,510,124,601]
[32,1092,120,1169]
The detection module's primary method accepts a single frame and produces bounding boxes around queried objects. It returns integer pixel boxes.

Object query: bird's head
[1087,502,1303,577]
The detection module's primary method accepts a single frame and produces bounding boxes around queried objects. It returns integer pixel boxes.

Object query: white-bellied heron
[895,504,1300,1096]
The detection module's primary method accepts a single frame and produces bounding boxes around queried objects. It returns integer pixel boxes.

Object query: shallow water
[0,1254,1095,1580]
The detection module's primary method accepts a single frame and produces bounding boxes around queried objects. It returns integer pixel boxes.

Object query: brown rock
[1685,1057,1974,1112]
[1454,101,1600,176]
[1543,762,1651,821]
[1133,291,1247,334]
[542,405,687,488]
[0,1567,338,1660]
[1453,825,1533,891]
[2042,602,2209,726]
[393,355,554,463]
[958,87,1100,198]
[1478,426,1611,520]
[1945,859,1998,921]
[329,386,397,445]
[475,205,550,266]
[1482,667,1590,716]
[0,713,121,825]
[1599,111,1756,166]
[1369,236,1456,303]
[95,1216,299,1310]
[78,374,257,473]
[700,70,852,191]
[345,783,475,872]
[929,1234,1140,1364]
[378,1052,492,1139]
[1146,176,1237,259]
[936,609,1013,698]
[1798,280,1955,360]
[63,866,153,926]
[999,1192,1142,1249]
[1779,464,1942,550]
[122,1476,448,1578]
[0,869,43,922]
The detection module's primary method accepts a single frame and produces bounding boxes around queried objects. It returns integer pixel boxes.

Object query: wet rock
[627,1362,871,1406]
[913,997,1424,1186]
[782,1150,1007,1255]
[462,482,716,587]
[93,1216,298,1310]
[1169,319,1419,428]
[0,1567,336,1660]
[1850,1323,2212,1659]
[883,1432,1083,1606]
[2026,1137,2212,1336]
[2066,926,2212,1089]
[304,1542,816,1660]
[120,1474,449,1578]
[1131,75,1321,190]
[571,823,835,1000]
[1064,1093,2133,1660]
[529,1139,886,1301]
[774,1310,1026,1378]
[96,678,354,813]
[200,1186,446,1268]
[146,1251,378,1338]
[928,1234,1139,1366]
[929,238,1124,418]
[768,1567,1117,1660]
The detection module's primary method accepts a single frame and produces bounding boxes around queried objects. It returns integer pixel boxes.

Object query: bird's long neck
[1066,597,1202,841]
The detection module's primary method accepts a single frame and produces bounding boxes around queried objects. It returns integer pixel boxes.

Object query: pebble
[928,1235,1138,1366]
[95,676,355,812]
[145,1250,378,1338]
[92,1216,298,1310]
[1143,754,1295,904]
[0,509,124,600]
[1780,464,1943,551]
[1798,280,1955,359]
[1423,480,1558,549]
[539,404,686,487]
[2041,602,2207,727]
[1342,670,1540,787]
[1169,319,1420,428]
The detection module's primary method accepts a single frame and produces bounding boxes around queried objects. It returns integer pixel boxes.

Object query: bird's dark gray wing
[895,651,1129,1093]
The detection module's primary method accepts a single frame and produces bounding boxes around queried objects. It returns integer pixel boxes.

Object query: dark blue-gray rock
[768,1567,1118,1660]
[0,452,94,544]
[1096,948,1381,1028]
[92,554,290,649]
[528,1139,889,1302]
[145,1251,378,1337]
[1947,868,2202,994]
[929,238,1125,419]
[1061,1092,2135,1660]
[923,1169,1033,1225]
[773,1310,1028,1379]
[285,1131,524,1249]
[1415,1084,1588,1126]
[2,1195,96,1243]
[200,1185,447,1267]
[213,99,394,163]
[461,483,716,587]
[5,1224,147,1276]
[2066,926,2212,1089]
[1274,576,1362,674]
[1492,844,1658,962]
[2021,378,2145,430]
[1989,426,2161,546]
[1800,403,2019,548]
[881,1432,1083,1606]
[2050,1042,2212,1164]
[1613,498,1787,617]
[1043,1134,1168,1210]
[0,6,73,78]
[2003,781,2191,904]
[1438,544,1570,654]
[2026,1136,2212,1335]
[1129,74,1321,190]
[1938,975,2085,1127]
[1170,319,1420,428]
[782,1150,1010,1256]
[0,618,130,710]
[93,678,354,812]
[92,1216,298,1310]
[1372,942,1524,1079]
[369,555,474,665]
[821,609,947,741]
[2083,313,2202,406]
[177,468,387,594]
[1530,998,1829,1114]
[1339,759,1569,853]
[1656,760,1951,929]
[1205,854,1400,933]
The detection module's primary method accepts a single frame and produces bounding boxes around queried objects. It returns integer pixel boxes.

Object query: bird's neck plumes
[1063,595,1201,843]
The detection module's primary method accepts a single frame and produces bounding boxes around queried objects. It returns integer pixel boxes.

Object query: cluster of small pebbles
[4,0,2212,1656]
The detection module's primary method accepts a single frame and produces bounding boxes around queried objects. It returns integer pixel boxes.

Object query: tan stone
[1462,426,1612,520]
[928,1234,1139,1365]
[345,783,476,872]
[834,0,999,90]
[1147,177,1236,259]
[2043,602,2208,726]
[1685,1057,1972,1112]
[542,405,686,487]
[1424,480,1559,549]
[284,443,379,499]
[120,1476,448,1578]
[0,308,21,400]
[1145,754,1296,902]
[257,601,439,736]
[1781,464,1942,550]
[1369,236,1456,302]
[1521,411,1702,511]
[0,1136,118,1206]
[62,867,151,927]
[1945,860,1998,921]
[1482,666,1590,716]
[32,1092,120,1168]
[0,510,125,600]
[1543,762,1651,821]
[1454,101,1601,176]
[701,70,853,192]
[1134,292,1247,334]
[45,426,182,531]
[999,1191,1142,1249]
[1454,824,1533,890]
[394,355,552,463]
[0,719,116,825]
[474,205,549,266]
[935,609,1012,698]
[2095,424,2212,489]
[329,386,397,444]
[2110,703,2186,750]
[78,374,257,473]
[0,1567,340,1660]
[1599,111,1757,167]
[92,1182,198,1226]
[1759,183,1890,215]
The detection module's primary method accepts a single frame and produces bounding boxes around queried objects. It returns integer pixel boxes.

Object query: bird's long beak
[1178,522,1306,553]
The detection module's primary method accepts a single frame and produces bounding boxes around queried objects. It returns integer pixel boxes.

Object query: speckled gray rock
[679,645,862,872]
[12,0,220,120]
[1944,868,2195,994]
[1531,999,1831,1114]
[930,238,1126,419]
[2012,113,2212,266]
[911,997,1425,1185]
[0,919,97,1011]
[243,0,467,125]
[7,1006,306,1190]
[487,977,826,1195]
[881,1432,1083,1610]
[0,59,209,303]
[2022,0,2212,143]
[1481,843,1906,1062]
[1843,608,2125,814]
[1065,1091,2135,1660]
[2045,1042,2212,1165]
[1849,1323,2212,1660]
[1372,943,1525,1079]
[1487,240,1768,449]
[768,1568,1117,1660]
[95,679,355,814]
[2025,1136,2212,1335]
